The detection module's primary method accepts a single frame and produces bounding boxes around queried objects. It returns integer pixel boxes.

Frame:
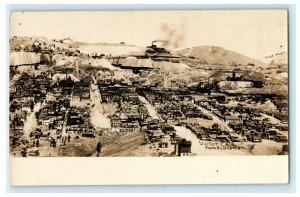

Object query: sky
[10,10,288,62]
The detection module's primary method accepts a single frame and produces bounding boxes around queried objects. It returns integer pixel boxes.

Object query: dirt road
[90,83,110,129]
[195,105,234,133]
[138,96,161,121]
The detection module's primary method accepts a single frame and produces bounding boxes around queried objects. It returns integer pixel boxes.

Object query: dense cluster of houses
[10,73,51,110]
[98,83,193,156]
[10,73,51,147]
[66,107,94,137]
[32,99,94,137]
[138,88,198,123]
[36,100,67,128]
[73,77,92,102]
[123,86,288,145]
[194,93,288,143]
[9,70,95,148]
[101,85,157,134]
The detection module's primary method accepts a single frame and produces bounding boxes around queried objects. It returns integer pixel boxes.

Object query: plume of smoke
[155,22,186,49]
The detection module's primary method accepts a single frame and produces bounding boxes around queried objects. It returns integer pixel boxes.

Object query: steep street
[195,105,234,133]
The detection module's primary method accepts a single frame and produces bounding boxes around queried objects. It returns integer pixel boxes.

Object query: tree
[30,101,34,111]
[96,142,102,156]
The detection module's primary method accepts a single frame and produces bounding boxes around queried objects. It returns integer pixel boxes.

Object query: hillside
[10,36,145,57]
[78,44,145,56]
[178,46,264,67]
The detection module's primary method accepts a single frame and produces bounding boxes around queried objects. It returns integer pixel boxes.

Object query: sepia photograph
[9,10,288,158]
